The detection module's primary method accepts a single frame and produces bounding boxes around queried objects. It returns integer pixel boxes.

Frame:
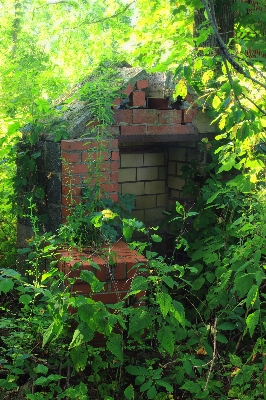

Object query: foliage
[0,0,266,398]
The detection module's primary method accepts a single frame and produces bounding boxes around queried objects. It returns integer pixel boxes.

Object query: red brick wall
[61,138,119,222]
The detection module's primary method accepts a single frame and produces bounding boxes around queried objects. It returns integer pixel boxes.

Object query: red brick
[113,110,132,124]
[136,80,149,90]
[104,126,120,136]
[61,152,79,163]
[61,206,73,218]
[62,174,81,185]
[92,292,127,304]
[101,183,118,193]
[185,94,197,107]
[109,193,118,202]
[62,196,80,206]
[133,109,157,124]
[62,185,82,196]
[110,161,119,171]
[61,140,91,151]
[113,241,128,249]
[183,109,198,123]
[111,279,131,292]
[73,164,88,174]
[121,125,146,135]
[122,83,134,97]
[158,110,182,124]
[112,97,122,107]
[171,124,196,134]
[99,172,111,183]
[113,261,126,280]
[82,151,110,162]
[111,171,118,182]
[129,91,146,107]
[86,119,99,129]
[147,125,172,134]
[111,151,119,160]
[147,98,168,109]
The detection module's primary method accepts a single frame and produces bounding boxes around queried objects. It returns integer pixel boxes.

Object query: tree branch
[201,0,266,90]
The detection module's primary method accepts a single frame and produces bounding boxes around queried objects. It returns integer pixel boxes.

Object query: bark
[194,0,235,47]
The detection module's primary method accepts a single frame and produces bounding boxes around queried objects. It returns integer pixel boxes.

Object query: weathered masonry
[18,67,217,256]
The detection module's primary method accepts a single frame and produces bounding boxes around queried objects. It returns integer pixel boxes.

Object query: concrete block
[176,162,185,175]
[157,194,167,207]
[121,182,145,196]
[118,168,136,182]
[145,207,165,223]
[145,180,165,194]
[137,167,158,181]
[131,209,145,222]
[168,161,176,175]
[158,166,166,180]
[168,176,185,190]
[170,189,181,199]
[136,195,157,209]
[120,153,144,168]
[144,153,165,166]
[168,147,187,162]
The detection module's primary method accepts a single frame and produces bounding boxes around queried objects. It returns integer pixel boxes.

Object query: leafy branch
[201,0,266,91]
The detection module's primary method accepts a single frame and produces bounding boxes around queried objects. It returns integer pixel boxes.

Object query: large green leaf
[106,333,123,361]
[128,309,152,336]
[157,325,175,355]
[156,292,172,317]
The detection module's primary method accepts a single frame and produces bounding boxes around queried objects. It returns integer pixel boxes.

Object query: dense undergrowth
[0,150,266,399]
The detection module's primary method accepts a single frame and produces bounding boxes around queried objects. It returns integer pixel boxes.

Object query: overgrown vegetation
[1,0,266,398]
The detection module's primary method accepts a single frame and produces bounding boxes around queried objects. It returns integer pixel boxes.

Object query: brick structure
[17,68,218,302]
[57,241,147,306]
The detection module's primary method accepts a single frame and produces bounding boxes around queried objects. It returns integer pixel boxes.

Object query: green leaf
[0,277,14,294]
[157,325,175,355]
[181,381,200,394]
[171,300,186,327]
[106,333,123,362]
[254,250,261,268]
[19,294,32,306]
[235,273,254,298]
[128,309,152,336]
[156,292,172,317]
[212,95,221,109]
[69,323,94,349]
[125,365,149,376]
[80,270,105,292]
[244,310,260,337]
[216,333,228,343]
[151,234,162,243]
[124,385,134,400]
[217,322,236,331]
[123,224,134,241]
[130,276,148,294]
[70,346,88,372]
[192,276,205,290]
[147,385,157,399]
[218,154,236,173]
[34,374,64,386]
[162,275,175,289]
[140,380,152,392]
[246,285,258,308]
[34,364,49,375]
[156,379,173,392]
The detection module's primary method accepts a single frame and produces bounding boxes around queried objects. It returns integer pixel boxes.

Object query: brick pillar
[61,138,119,222]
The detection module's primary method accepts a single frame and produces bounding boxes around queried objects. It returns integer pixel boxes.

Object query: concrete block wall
[118,150,167,226]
